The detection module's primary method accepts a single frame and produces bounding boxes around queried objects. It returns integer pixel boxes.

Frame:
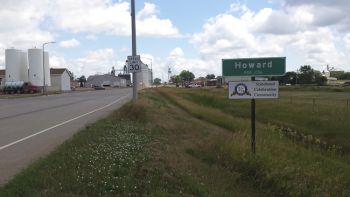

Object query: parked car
[188,83,201,88]
[93,85,105,90]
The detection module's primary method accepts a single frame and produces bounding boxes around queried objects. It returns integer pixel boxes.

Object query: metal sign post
[251,77,256,154]
[131,0,137,102]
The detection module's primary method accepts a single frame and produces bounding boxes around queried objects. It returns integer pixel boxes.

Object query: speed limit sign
[127,55,141,73]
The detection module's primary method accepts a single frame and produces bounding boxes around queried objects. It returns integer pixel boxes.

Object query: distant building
[0,70,5,86]
[49,68,73,91]
[118,74,131,86]
[206,79,217,86]
[85,74,126,88]
[223,76,251,84]
[135,62,152,89]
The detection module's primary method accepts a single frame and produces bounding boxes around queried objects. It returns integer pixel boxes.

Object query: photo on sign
[231,83,251,97]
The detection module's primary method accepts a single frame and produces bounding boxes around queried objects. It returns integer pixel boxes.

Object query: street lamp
[42,41,55,95]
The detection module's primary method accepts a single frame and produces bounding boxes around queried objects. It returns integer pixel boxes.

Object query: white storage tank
[5,49,22,82]
[20,51,29,82]
[28,48,43,86]
[44,52,51,86]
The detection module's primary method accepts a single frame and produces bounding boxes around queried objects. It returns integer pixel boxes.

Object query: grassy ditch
[156,87,350,196]
[0,89,262,196]
[2,87,349,196]
[171,87,350,153]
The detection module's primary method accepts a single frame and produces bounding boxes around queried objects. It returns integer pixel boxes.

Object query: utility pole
[168,66,171,83]
[131,0,137,102]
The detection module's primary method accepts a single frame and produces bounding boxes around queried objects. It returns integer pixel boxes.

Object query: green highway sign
[222,57,286,76]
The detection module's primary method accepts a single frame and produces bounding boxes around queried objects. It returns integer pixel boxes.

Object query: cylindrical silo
[20,51,29,82]
[28,48,43,86]
[5,49,22,82]
[44,52,51,86]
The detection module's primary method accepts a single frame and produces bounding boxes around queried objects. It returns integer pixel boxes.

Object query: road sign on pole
[127,55,141,73]
[223,57,286,154]
[222,57,286,76]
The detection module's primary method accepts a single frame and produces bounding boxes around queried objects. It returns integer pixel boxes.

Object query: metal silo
[28,48,43,86]
[5,49,22,82]
[20,51,29,82]
[44,52,51,86]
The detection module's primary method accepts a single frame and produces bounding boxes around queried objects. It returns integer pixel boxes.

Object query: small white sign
[228,81,279,99]
[127,55,141,73]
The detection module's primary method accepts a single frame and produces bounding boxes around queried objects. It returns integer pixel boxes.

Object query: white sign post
[228,81,279,99]
[127,55,141,73]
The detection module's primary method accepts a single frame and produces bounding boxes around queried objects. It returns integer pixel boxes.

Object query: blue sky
[0,0,350,81]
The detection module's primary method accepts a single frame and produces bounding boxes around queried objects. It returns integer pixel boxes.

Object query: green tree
[339,72,350,80]
[315,71,327,86]
[78,75,87,87]
[271,71,297,85]
[179,70,195,82]
[298,65,315,84]
[170,75,181,86]
[206,74,215,79]
[153,78,161,87]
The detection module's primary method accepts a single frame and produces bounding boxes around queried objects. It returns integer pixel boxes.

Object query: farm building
[0,70,4,86]
[48,68,73,92]
[85,74,126,88]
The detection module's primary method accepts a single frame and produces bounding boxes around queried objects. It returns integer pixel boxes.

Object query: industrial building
[136,62,152,88]
[1,48,71,92]
[86,74,126,88]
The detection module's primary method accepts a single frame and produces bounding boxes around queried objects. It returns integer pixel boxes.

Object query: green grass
[0,118,151,196]
[280,85,350,92]
[0,89,263,196]
[156,87,350,196]
[2,87,350,196]
[173,87,350,152]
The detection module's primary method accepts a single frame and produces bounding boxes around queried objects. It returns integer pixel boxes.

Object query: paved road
[0,88,132,185]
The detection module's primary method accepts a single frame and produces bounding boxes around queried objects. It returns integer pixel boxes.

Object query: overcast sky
[0,0,350,81]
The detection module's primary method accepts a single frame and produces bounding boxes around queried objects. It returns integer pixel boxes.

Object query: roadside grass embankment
[1,87,350,196]
[175,87,350,154]
[156,87,350,196]
[0,89,263,196]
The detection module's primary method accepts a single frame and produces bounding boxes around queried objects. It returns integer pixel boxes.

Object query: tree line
[271,65,349,86]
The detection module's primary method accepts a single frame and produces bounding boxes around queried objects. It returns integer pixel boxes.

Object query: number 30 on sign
[127,55,141,73]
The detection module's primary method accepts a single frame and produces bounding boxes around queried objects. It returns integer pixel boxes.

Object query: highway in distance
[0,88,131,185]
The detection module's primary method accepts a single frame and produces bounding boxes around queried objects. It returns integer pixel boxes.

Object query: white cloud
[160,47,218,80]
[291,28,346,70]
[0,0,54,49]
[190,2,349,73]
[49,1,180,37]
[50,48,121,78]
[283,0,350,31]
[0,0,54,69]
[191,12,285,60]
[345,34,350,50]
[137,2,157,19]
[59,38,80,48]
[85,35,98,40]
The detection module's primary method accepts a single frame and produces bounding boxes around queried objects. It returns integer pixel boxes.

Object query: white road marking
[0,95,129,151]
